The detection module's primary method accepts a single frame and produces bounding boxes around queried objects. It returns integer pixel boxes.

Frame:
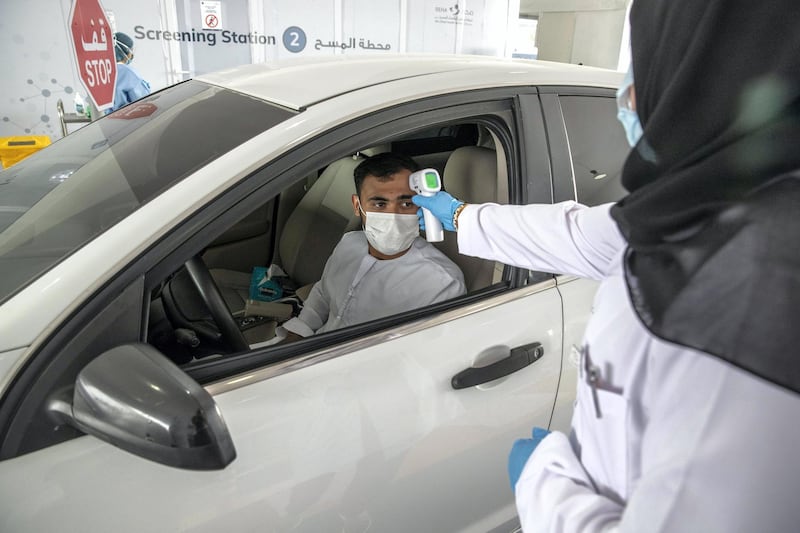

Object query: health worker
[413,0,800,530]
[109,32,151,113]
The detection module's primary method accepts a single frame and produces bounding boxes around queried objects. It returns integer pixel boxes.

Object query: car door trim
[205,278,557,396]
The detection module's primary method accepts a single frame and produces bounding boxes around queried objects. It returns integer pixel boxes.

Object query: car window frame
[534,86,621,204]
[556,92,630,206]
[150,95,533,383]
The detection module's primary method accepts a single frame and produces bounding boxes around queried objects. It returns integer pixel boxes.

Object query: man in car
[280,152,466,340]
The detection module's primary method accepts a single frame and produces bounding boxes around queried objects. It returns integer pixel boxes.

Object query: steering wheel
[184,256,250,353]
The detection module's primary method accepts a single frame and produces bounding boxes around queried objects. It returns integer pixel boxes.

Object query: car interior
[146,121,511,364]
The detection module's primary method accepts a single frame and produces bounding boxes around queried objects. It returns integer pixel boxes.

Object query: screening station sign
[68,0,117,111]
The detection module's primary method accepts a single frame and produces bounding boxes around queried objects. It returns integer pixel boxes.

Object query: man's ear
[351,194,360,217]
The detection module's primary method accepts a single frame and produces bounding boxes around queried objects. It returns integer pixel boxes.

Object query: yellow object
[0,135,51,169]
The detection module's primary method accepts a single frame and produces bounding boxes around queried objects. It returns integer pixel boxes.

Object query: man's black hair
[353,152,420,196]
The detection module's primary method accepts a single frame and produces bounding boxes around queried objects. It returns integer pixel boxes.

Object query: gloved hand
[412,191,464,232]
[508,427,550,492]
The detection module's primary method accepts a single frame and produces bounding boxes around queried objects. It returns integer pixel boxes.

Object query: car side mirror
[50,343,236,470]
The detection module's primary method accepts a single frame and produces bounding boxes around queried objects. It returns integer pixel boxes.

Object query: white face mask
[358,202,419,256]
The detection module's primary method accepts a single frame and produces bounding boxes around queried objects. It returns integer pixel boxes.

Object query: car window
[559,95,630,206]
[149,120,512,367]
[0,81,295,305]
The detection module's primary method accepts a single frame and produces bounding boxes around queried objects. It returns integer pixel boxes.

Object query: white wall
[520,0,627,14]
[538,8,625,68]
[522,0,630,70]
[1,0,520,141]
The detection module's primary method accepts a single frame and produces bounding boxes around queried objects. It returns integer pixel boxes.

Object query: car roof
[196,54,623,111]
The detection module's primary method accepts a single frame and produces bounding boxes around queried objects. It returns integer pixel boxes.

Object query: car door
[0,92,564,532]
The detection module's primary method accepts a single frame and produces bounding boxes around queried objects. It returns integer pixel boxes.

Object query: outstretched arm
[413,192,625,280]
[456,201,624,280]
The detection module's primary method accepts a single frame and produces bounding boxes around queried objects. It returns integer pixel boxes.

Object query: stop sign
[68,0,117,111]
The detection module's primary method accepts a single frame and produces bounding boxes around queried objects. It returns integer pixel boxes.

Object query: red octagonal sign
[68,0,117,111]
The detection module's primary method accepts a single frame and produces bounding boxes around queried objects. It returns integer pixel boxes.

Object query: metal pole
[55,98,93,137]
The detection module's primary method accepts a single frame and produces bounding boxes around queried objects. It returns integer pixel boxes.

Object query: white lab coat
[458,201,800,533]
[283,231,465,336]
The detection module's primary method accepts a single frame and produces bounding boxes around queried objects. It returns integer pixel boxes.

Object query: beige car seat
[436,141,504,292]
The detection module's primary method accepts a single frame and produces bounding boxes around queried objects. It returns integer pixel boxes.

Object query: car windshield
[0,80,295,305]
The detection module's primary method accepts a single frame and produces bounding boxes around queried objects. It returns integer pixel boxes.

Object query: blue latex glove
[412,191,464,232]
[508,427,551,492]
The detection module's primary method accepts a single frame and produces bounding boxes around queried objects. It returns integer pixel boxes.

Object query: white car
[0,56,628,532]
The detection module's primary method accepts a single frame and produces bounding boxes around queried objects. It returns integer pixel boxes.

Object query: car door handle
[451,342,544,390]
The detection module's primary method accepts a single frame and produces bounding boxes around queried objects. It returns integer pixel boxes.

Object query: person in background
[280,152,465,341]
[413,0,800,530]
[109,32,150,113]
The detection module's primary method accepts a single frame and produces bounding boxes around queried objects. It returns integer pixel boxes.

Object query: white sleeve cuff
[281,318,315,338]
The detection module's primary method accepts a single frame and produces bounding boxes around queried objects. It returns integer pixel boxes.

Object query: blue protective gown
[109,62,150,112]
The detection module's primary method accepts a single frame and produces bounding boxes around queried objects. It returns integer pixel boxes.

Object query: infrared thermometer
[409,168,444,242]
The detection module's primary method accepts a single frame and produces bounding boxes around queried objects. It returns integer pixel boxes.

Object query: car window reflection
[0,81,295,305]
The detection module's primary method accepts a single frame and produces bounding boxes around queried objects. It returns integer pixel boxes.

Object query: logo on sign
[434,2,475,25]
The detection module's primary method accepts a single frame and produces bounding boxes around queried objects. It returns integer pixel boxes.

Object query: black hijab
[610,0,800,392]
